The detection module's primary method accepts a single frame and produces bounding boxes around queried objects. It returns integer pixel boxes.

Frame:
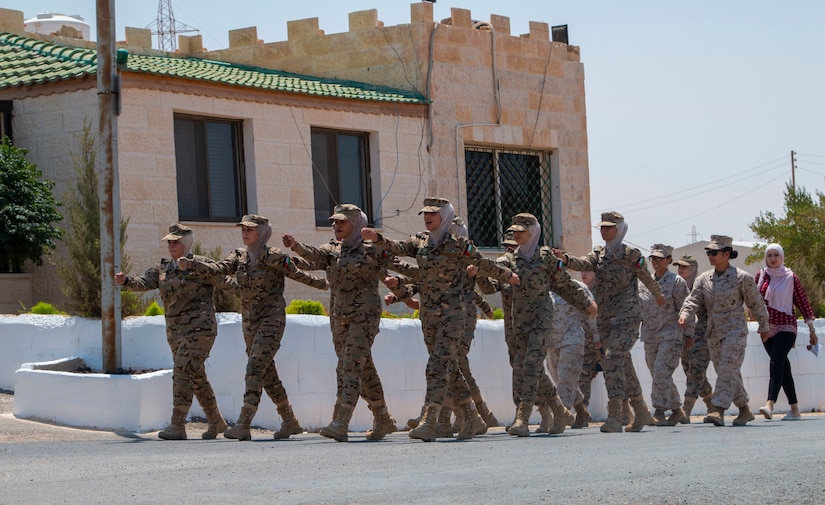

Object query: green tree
[749,182,825,316]
[0,137,63,273]
[56,121,133,317]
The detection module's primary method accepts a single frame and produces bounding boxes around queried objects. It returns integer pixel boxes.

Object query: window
[310,128,372,226]
[465,147,553,248]
[173,115,246,222]
[0,101,12,141]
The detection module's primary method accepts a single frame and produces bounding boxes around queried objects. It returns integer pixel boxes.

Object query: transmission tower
[685,225,703,244]
[147,0,199,52]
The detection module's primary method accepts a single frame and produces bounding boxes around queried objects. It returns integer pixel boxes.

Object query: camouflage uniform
[547,279,597,410]
[187,215,328,440]
[561,211,662,432]
[374,232,512,405]
[679,237,769,417]
[639,258,689,414]
[123,241,226,439]
[289,210,397,440]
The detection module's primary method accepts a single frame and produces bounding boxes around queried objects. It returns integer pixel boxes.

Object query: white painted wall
[3,314,824,432]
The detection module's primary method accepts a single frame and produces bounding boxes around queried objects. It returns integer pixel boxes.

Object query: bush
[192,242,241,313]
[0,137,63,273]
[285,299,328,316]
[143,301,164,316]
[27,301,67,315]
[55,121,132,317]
[492,307,504,320]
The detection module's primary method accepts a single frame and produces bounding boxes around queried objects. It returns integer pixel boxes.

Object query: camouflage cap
[501,231,517,247]
[597,211,624,227]
[705,234,733,250]
[236,214,269,227]
[329,204,363,221]
[648,243,673,258]
[673,254,698,267]
[418,197,451,214]
[161,223,192,241]
[452,216,465,226]
[506,213,538,232]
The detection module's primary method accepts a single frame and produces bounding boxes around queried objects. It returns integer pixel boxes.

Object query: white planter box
[14,357,172,432]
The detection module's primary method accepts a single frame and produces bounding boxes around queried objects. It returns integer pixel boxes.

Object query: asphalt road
[2,391,824,505]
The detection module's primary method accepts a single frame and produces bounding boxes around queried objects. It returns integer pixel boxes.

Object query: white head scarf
[428,202,455,247]
[516,221,541,261]
[247,222,273,262]
[757,243,794,316]
[342,210,368,248]
[605,220,628,255]
[679,264,698,290]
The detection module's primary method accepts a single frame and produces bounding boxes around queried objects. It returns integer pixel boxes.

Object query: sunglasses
[706,250,720,257]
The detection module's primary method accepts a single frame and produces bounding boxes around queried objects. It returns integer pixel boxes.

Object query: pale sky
[6,0,825,252]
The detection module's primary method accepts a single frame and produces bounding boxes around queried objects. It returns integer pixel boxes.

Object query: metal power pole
[96,0,122,372]
[791,150,797,189]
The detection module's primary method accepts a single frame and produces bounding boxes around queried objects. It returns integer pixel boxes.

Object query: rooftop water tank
[24,12,91,40]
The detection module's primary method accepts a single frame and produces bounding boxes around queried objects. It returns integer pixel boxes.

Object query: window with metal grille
[465,147,554,248]
[173,115,246,222]
[0,101,12,141]
[310,128,373,226]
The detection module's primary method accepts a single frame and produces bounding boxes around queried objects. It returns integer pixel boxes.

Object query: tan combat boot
[508,401,533,437]
[628,395,655,432]
[571,402,591,429]
[702,395,715,413]
[452,406,465,433]
[201,406,228,440]
[409,403,441,442]
[407,405,425,430]
[535,403,553,434]
[319,403,354,442]
[549,399,575,435]
[158,410,188,440]
[658,408,685,427]
[457,401,487,439]
[703,406,725,427]
[224,403,257,441]
[365,402,397,441]
[621,399,634,430]
[273,402,304,439]
[600,398,623,433]
[434,404,455,438]
[732,405,755,426]
[680,396,697,425]
[653,409,667,425]
[476,400,499,428]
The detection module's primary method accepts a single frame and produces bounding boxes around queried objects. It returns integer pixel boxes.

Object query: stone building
[0,3,592,313]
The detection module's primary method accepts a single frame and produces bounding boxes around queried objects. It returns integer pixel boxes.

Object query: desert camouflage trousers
[681,336,712,399]
[421,311,472,405]
[644,339,683,410]
[578,332,602,406]
[546,343,585,409]
[707,332,749,409]
[331,315,386,408]
[600,318,644,400]
[513,322,558,407]
[242,319,289,408]
[505,327,556,406]
[168,331,219,420]
[456,316,481,398]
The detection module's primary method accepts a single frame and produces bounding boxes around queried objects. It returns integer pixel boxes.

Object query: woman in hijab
[553,211,663,433]
[116,224,228,440]
[362,197,518,441]
[488,213,597,437]
[755,243,818,421]
[673,255,714,422]
[178,214,328,441]
[282,204,398,442]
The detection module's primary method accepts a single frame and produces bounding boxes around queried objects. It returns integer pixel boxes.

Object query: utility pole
[791,150,797,188]
[96,0,122,372]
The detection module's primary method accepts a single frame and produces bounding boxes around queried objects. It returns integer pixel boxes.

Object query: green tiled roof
[0,32,426,104]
